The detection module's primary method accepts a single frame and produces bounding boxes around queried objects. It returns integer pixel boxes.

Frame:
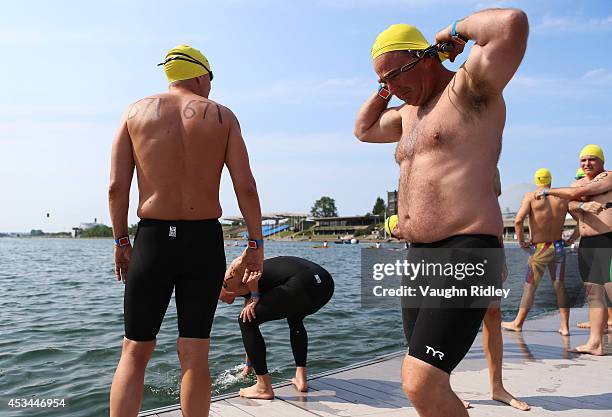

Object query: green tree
[80,225,113,238]
[310,196,338,218]
[372,197,386,216]
[128,224,138,235]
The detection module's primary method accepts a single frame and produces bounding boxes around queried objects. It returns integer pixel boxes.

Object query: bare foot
[291,377,308,392]
[558,327,570,336]
[239,382,274,399]
[568,343,605,356]
[576,322,612,332]
[492,387,530,411]
[239,366,253,379]
[462,400,471,409]
[501,321,522,332]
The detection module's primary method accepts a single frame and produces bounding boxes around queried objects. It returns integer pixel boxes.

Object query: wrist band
[114,236,130,247]
[542,188,549,197]
[578,202,585,210]
[378,84,391,100]
[250,291,260,298]
[451,20,459,37]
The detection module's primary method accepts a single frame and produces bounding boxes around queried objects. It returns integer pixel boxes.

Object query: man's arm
[514,192,531,247]
[354,93,403,143]
[108,109,135,240]
[436,8,529,96]
[543,172,612,200]
[224,110,264,279]
[109,108,135,283]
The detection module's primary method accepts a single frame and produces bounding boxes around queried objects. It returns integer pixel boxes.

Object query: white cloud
[534,14,612,33]
[506,69,612,98]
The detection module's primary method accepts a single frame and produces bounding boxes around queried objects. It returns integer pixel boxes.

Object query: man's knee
[401,356,448,403]
[121,338,156,365]
[177,337,210,366]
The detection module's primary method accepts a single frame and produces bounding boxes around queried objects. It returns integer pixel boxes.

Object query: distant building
[387,190,398,217]
[311,215,383,237]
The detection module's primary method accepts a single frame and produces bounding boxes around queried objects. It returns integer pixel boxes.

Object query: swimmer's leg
[570,283,606,355]
[483,306,530,411]
[110,338,156,417]
[178,338,212,417]
[501,282,537,332]
[402,355,467,417]
[288,316,308,392]
[549,261,570,336]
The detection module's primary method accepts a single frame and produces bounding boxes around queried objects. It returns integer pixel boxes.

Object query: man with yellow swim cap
[109,44,264,417]
[536,144,612,355]
[354,8,529,417]
[501,168,571,337]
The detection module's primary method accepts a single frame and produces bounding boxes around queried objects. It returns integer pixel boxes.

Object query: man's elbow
[108,182,129,200]
[235,177,259,198]
[354,125,370,142]
[505,9,529,37]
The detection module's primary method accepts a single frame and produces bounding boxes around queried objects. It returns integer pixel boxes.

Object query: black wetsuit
[578,231,612,285]
[124,219,226,341]
[239,256,334,376]
[402,234,502,374]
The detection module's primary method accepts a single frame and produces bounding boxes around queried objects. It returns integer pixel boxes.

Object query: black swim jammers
[578,231,612,286]
[402,234,503,374]
[124,219,226,341]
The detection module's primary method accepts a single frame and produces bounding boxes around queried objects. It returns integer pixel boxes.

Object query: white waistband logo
[169,226,177,237]
[426,346,444,360]
[314,274,322,284]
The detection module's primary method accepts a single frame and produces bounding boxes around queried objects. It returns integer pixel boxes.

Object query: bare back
[526,192,568,243]
[395,79,504,243]
[126,93,231,220]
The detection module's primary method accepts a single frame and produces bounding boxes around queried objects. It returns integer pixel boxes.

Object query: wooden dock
[140,308,612,416]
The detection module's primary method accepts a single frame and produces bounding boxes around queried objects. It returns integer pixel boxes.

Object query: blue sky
[1,0,611,232]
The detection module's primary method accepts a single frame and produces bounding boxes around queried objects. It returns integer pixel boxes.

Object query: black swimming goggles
[158,52,213,81]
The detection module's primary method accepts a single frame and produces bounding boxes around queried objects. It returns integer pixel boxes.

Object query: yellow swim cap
[579,144,605,162]
[371,24,446,62]
[534,168,552,186]
[160,45,212,84]
[384,215,399,237]
[575,168,585,180]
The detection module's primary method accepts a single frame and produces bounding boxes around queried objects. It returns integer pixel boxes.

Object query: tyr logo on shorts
[314,274,322,284]
[169,226,177,237]
[425,345,444,360]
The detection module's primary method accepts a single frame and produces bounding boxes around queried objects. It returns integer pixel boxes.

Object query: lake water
[0,238,586,416]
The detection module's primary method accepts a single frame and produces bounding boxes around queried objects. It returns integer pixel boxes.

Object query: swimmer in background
[502,168,571,336]
[219,253,334,399]
[536,144,612,354]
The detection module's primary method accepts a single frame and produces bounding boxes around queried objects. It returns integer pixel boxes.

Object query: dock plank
[141,308,611,416]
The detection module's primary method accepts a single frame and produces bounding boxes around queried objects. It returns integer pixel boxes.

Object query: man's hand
[434,25,466,63]
[219,287,237,304]
[519,240,530,250]
[242,247,263,284]
[240,297,259,323]
[582,201,605,215]
[114,245,132,284]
